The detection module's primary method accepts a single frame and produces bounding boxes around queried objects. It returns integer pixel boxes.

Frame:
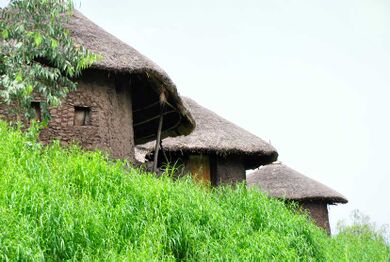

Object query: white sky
[2,0,389,231]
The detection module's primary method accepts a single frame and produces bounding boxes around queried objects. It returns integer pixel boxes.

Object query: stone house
[137,97,278,185]
[0,10,195,162]
[247,162,348,234]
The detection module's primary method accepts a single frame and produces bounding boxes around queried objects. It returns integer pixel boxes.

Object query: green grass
[0,120,389,261]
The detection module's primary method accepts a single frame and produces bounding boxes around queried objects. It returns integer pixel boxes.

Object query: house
[0,10,195,162]
[247,162,348,234]
[137,97,278,185]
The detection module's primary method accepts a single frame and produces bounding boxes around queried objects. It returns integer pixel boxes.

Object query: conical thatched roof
[66,10,195,144]
[247,162,348,204]
[138,97,278,169]
[0,8,194,144]
[68,10,166,75]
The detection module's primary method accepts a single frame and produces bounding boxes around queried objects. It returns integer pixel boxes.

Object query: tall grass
[0,120,389,261]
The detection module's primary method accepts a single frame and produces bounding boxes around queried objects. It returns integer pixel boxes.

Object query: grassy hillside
[0,121,389,261]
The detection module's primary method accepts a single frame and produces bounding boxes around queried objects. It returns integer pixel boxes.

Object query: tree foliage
[0,0,98,120]
[336,209,389,245]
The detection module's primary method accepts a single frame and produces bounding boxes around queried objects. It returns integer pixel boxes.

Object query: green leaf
[15,72,23,83]
[51,38,59,49]
[34,32,43,47]
[25,85,33,95]
[1,29,9,40]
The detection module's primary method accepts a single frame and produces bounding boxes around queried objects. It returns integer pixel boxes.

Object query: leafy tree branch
[0,0,98,121]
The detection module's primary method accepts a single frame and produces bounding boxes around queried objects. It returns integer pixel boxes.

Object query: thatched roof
[0,8,194,144]
[67,10,195,144]
[68,10,164,75]
[138,97,278,169]
[247,162,348,204]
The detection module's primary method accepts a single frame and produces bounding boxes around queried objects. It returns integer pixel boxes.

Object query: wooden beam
[153,92,166,173]
[133,110,175,127]
[153,112,164,173]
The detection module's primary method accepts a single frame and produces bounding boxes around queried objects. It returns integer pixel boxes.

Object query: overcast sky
[2,0,389,231]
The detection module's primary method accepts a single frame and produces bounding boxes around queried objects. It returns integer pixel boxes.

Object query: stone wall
[0,70,135,162]
[300,201,331,234]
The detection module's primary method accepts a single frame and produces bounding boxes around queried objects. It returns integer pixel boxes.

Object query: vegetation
[0,0,97,120]
[0,120,388,261]
[327,210,390,261]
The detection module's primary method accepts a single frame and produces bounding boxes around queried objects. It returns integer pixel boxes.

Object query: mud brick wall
[216,156,246,185]
[300,201,331,234]
[0,70,135,162]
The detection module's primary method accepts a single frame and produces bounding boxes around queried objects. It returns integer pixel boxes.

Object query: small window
[31,102,42,122]
[74,106,91,126]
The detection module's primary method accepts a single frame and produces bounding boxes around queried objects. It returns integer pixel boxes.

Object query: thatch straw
[247,162,348,204]
[68,11,166,76]
[66,11,195,143]
[138,97,278,169]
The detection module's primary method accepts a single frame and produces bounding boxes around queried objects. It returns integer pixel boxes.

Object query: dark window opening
[74,106,91,126]
[31,101,42,122]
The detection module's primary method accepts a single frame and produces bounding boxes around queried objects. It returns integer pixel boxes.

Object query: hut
[247,162,348,234]
[0,10,195,162]
[137,97,278,185]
